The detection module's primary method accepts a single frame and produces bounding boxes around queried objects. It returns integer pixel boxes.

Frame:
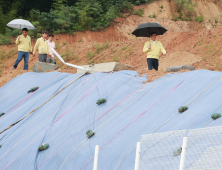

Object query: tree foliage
[1,0,151,42]
[32,0,143,33]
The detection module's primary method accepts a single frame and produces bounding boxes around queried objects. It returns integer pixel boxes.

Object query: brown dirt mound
[1,0,222,87]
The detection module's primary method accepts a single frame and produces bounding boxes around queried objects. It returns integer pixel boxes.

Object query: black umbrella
[132,22,167,37]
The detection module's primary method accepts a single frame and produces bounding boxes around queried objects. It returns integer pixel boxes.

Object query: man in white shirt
[46,34,56,64]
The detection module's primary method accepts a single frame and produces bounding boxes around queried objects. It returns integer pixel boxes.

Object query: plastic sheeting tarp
[0,70,222,170]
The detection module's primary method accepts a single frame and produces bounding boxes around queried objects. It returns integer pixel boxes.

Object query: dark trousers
[13,51,29,70]
[46,56,56,64]
[38,54,47,62]
[147,58,159,71]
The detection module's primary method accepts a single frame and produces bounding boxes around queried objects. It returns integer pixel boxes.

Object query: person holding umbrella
[143,32,166,71]
[13,28,32,70]
[7,19,35,70]
[132,22,167,71]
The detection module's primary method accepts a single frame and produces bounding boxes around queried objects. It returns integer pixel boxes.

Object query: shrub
[62,48,71,61]
[0,0,152,36]
[112,56,120,62]
[0,34,12,45]
[86,51,95,60]
[134,0,149,5]
[160,5,164,9]
[0,47,6,60]
[173,15,179,21]
[128,47,133,55]
[89,60,94,64]
[103,42,110,49]
[93,43,103,54]
[134,8,144,16]
[179,12,183,19]
[121,47,127,50]
[174,0,196,21]
[5,28,21,37]
[55,41,60,51]
[195,15,204,23]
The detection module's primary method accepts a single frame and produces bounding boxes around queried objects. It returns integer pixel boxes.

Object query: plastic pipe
[93,145,99,170]
[179,137,188,170]
[51,48,88,71]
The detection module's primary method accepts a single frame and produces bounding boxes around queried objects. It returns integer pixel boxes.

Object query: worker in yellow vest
[143,32,166,71]
[13,28,32,70]
[33,31,51,62]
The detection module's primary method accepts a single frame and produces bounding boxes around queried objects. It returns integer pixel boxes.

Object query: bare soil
[1,0,222,87]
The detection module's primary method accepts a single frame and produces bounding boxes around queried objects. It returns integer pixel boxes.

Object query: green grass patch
[134,8,144,17]
[86,51,96,60]
[93,43,103,54]
[103,42,110,50]
[121,46,127,51]
[195,15,204,23]
[62,41,66,46]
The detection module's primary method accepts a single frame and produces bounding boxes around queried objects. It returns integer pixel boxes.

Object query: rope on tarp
[0,73,108,161]
[0,73,87,135]
[42,75,135,145]
[41,74,183,170]
[120,75,222,169]
[161,110,221,170]
[185,76,222,106]
[37,78,158,170]
[1,73,110,169]
[80,73,194,170]
[55,75,176,170]
[186,112,221,143]
[152,75,222,134]
[115,75,222,170]
[0,73,62,120]
[116,72,222,169]
[175,75,222,114]
[0,73,100,147]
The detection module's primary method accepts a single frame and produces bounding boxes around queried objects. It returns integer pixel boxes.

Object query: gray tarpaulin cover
[0,70,222,170]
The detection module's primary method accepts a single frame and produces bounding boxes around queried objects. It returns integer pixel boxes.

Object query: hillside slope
[0,70,222,169]
[1,0,222,87]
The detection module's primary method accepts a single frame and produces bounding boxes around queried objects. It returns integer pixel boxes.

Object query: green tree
[0,6,17,34]
[1,0,149,36]
[53,0,68,10]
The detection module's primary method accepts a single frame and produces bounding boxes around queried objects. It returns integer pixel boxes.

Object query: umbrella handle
[149,37,151,48]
